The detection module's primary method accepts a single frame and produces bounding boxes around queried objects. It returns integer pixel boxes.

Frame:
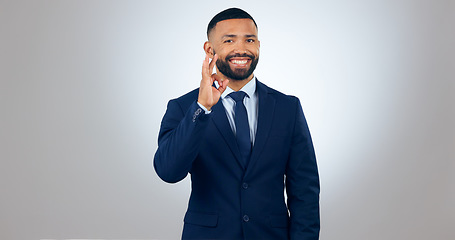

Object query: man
[154,8,320,240]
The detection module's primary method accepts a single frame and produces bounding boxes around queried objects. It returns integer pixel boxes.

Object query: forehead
[211,19,258,38]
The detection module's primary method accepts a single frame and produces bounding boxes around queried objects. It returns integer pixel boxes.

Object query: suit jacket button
[242,182,248,189]
[243,215,249,222]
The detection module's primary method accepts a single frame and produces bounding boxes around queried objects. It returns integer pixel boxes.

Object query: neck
[225,74,254,92]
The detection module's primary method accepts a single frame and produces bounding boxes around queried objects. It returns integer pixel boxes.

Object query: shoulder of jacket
[258,81,299,103]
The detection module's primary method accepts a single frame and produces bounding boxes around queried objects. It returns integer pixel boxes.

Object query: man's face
[208,19,260,81]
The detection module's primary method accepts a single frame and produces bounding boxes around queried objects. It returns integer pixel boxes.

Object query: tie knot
[229,91,247,103]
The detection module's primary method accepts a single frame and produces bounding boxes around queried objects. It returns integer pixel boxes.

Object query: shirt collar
[221,76,257,99]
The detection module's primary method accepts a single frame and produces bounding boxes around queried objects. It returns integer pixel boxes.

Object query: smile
[231,60,248,64]
[229,58,250,67]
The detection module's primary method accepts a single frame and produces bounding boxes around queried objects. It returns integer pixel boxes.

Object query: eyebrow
[222,34,258,38]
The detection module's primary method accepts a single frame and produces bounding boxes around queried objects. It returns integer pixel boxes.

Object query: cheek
[215,44,231,53]
[249,44,260,55]
[251,47,260,57]
[214,48,229,59]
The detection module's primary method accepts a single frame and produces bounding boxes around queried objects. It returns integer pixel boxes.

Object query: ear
[203,41,214,58]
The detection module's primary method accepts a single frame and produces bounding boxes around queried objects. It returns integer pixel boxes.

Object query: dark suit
[154,80,320,239]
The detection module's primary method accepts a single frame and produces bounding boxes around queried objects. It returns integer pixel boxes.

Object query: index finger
[202,54,210,79]
[208,54,218,74]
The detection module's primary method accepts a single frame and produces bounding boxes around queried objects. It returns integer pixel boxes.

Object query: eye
[224,39,233,43]
[247,39,255,43]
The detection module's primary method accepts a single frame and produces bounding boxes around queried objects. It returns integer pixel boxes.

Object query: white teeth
[231,60,248,64]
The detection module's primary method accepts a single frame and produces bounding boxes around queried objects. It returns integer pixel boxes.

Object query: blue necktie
[229,91,252,166]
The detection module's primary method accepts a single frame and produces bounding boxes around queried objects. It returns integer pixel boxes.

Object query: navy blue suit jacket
[154,80,320,239]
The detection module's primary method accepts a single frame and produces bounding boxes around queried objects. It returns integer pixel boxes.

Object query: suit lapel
[211,100,245,169]
[246,80,276,175]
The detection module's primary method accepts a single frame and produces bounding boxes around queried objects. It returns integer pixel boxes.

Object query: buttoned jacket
[154,79,320,240]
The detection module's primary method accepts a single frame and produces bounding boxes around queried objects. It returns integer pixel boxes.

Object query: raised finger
[208,54,218,74]
[202,55,210,79]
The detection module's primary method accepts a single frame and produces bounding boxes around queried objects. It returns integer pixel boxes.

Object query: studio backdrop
[1,0,454,239]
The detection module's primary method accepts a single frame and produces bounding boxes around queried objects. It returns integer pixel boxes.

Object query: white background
[1,0,454,239]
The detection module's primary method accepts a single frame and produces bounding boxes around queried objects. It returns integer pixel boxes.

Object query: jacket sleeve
[286,97,320,240]
[154,99,211,183]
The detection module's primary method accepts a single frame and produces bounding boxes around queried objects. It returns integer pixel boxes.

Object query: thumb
[218,79,230,94]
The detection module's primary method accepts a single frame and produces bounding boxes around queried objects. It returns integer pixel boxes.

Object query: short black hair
[207,8,257,38]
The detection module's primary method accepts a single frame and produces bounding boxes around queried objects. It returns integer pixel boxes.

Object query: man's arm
[286,97,320,240]
[154,54,229,183]
[154,99,211,183]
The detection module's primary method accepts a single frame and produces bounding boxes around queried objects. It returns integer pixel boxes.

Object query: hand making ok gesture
[198,54,229,111]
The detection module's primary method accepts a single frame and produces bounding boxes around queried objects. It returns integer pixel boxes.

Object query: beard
[214,52,259,81]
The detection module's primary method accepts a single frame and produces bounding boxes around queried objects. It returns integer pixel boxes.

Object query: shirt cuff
[197,102,212,114]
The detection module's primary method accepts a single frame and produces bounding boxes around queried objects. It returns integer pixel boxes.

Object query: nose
[233,41,247,55]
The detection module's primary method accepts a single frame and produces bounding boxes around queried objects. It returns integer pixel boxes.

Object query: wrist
[197,102,212,114]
